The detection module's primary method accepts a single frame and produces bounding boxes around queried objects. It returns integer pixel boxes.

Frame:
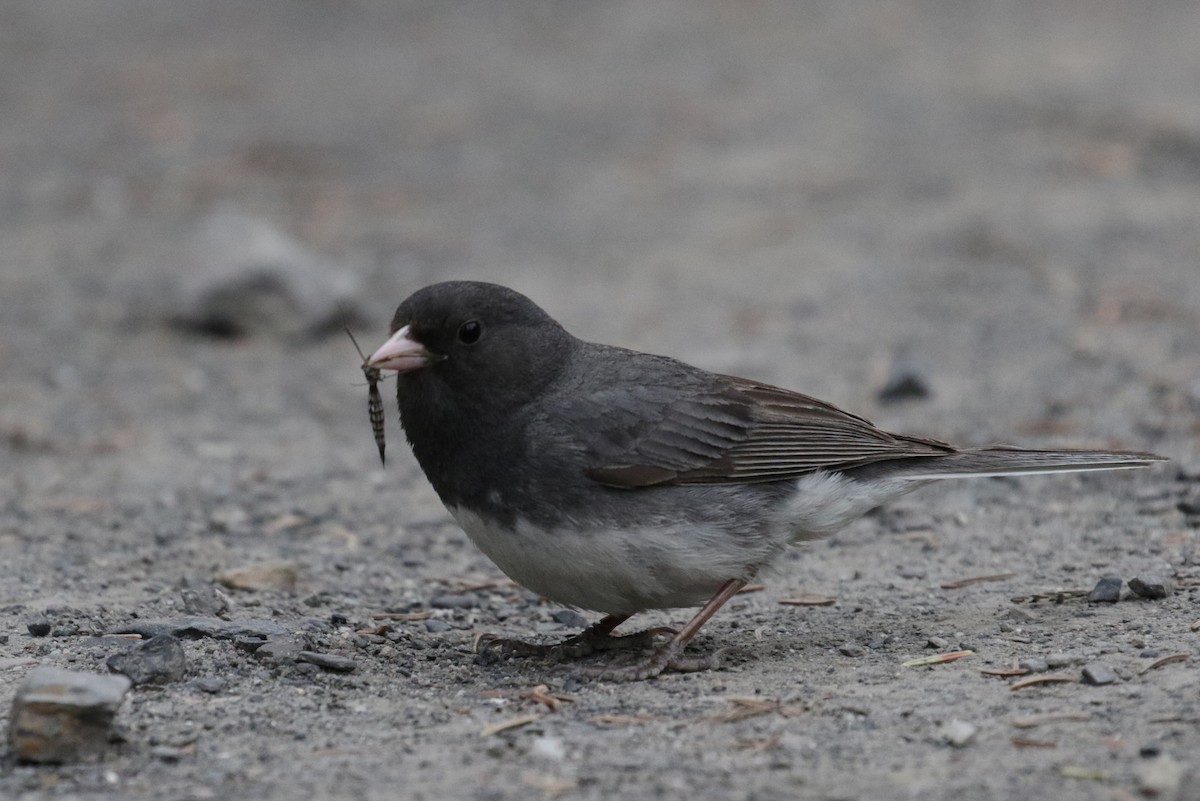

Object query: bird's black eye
[457,320,482,345]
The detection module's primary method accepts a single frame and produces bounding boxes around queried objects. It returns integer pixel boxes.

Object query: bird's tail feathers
[882,446,1166,481]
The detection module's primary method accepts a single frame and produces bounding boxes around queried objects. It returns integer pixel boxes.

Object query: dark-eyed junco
[366,281,1165,680]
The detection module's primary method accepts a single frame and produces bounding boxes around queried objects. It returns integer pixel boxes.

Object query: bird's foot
[571,644,736,682]
[475,616,675,664]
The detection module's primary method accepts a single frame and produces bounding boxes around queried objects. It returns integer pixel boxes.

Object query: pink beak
[366,325,441,373]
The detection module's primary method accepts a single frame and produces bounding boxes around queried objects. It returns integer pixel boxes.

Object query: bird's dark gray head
[371,281,575,415]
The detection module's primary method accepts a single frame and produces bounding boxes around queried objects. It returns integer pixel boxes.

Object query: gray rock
[838,643,866,658]
[1129,575,1175,599]
[26,618,51,637]
[173,209,362,338]
[8,667,131,763]
[106,634,187,685]
[424,619,451,634]
[926,636,950,650]
[297,651,358,673]
[1081,662,1119,685]
[1087,575,1122,603]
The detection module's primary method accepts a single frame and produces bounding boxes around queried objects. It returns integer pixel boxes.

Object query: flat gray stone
[106,634,187,685]
[8,667,131,763]
[1081,662,1119,686]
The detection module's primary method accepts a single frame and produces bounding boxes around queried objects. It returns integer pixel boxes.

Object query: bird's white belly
[445,505,763,615]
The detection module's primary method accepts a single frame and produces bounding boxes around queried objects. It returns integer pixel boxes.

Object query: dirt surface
[2,2,1199,799]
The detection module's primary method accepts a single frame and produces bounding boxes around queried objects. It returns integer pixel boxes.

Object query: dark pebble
[1177,498,1200,515]
[877,354,931,404]
[430,594,480,610]
[1087,576,1123,603]
[297,651,358,673]
[1129,575,1174,600]
[1081,662,1119,685]
[551,609,590,629]
[330,613,349,627]
[1140,743,1163,758]
[27,618,51,637]
[106,634,187,685]
[424,619,451,634]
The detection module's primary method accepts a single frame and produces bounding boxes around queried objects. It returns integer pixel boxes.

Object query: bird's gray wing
[542,358,955,488]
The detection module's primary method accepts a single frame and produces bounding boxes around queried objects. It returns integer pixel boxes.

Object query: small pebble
[937,719,977,747]
[1128,575,1174,600]
[150,745,187,762]
[424,619,451,634]
[877,353,932,404]
[1081,662,1119,686]
[1086,576,1122,603]
[1177,497,1200,515]
[1177,459,1200,482]
[192,677,226,694]
[551,609,590,629]
[26,619,51,638]
[296,651,357,673]
[926,636,950,650]
[1046,653,1077,669]
[1018,657,1049,674]
[838,643,865,658]
[216,562,298,592]
[529,735,566,761]
[180,585,230,617]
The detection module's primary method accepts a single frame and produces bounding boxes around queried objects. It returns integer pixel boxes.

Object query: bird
[364,280,1165,681]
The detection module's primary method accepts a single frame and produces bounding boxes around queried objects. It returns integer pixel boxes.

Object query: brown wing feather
[584,373,956,488]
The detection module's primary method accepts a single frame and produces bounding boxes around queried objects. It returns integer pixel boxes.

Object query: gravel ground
[2,2,1198,800]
